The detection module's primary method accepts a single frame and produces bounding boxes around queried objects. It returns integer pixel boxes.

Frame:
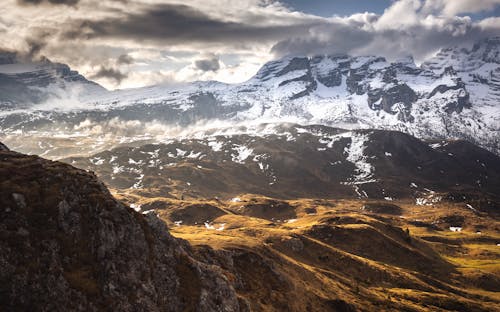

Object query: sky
[281,0,393,16]
[1,0,499,90]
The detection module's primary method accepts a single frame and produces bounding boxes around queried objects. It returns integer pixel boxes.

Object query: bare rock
[0,149,240,311]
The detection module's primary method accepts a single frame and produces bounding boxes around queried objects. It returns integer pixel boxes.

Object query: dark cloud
[59,2,498,63]
[91,66,127,84]
[21,28,55,61]
[61,4,318,45]
[26,37,48,59]
[271,22,374,57]
[194,57,220,71]
[117,54,133,65]
[271,16,500,62]
[0,33,51,63]
[18,0,79,5]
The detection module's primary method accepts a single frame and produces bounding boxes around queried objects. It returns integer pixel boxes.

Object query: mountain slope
[63,124,500,202]
[0,52,105,110]
[0,144,239,311]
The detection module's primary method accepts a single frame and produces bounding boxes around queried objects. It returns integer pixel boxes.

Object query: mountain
[0,38,499,156]
[63,124,500,204]
[2,143,499,311]
[0,144,240,311]
[0,52,106,110]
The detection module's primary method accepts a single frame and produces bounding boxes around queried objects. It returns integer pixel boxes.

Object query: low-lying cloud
[91,66,128,84]
[194,56,220,72]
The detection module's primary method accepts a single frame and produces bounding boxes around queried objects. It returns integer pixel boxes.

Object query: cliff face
[0,146,239,312]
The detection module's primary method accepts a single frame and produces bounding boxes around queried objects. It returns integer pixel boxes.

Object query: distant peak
[393,56,416,67]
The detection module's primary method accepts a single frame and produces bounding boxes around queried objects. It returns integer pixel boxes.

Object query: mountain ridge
[0,37,499,156]
[61,124,500,204]
[0,52,106,109]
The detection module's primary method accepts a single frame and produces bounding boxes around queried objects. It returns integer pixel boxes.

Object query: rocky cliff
[0,144,239,311]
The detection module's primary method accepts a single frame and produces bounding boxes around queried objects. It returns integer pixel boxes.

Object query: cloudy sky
[1,0,499,89]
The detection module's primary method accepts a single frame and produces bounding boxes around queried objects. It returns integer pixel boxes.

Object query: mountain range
[1,37,499,156]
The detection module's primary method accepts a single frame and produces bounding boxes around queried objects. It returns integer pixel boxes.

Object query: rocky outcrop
[274,57,318,99]
[428,80,471,114]
[312,55,348,87]
[276,57,310,76]
[0,147,239,311]
[368,84,417,121]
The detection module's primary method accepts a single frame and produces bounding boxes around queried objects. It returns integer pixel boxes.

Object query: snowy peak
[472,37,500,64]
[423,37,500,74]
[0,55,106,108]
[253,54,387,85]
[248,52,468,118]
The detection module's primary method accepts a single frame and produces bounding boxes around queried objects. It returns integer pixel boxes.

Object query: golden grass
[113,191,500,311]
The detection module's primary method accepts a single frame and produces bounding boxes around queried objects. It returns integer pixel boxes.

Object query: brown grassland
[114,191,500,311]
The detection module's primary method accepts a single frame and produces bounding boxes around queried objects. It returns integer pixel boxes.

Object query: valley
[1,142,499,311]
[59,122,500,311]
[154,195,500,311]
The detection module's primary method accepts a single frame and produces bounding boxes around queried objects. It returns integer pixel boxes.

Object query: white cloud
[375,0,422,29]
[478,16,500,28]
[422,0,500,16]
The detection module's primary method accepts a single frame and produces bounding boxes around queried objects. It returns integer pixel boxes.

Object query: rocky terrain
[1,143,499,311]
[156,195,500,311]
[0,143,239,311]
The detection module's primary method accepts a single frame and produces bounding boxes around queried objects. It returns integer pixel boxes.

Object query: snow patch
[343,132,377,184]
[90,157,105,165]
[130,203,141,212]
[231,145,253,164]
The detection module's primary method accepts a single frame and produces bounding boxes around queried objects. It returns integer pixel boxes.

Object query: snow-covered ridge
[0,55,106,109]
[0,38,499,155]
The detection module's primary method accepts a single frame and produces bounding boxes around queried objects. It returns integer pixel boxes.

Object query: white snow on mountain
[0,38,499,155]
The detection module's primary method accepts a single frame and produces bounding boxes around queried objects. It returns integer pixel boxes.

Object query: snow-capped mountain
[0,52,105,110]
[0,38,499,155]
